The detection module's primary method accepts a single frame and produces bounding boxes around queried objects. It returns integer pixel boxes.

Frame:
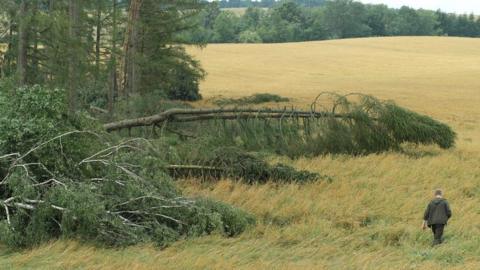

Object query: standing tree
[16,0,29,86]
[126,0,205,100]
[68,0,80,113]
[120,0,142,98]
[213,11,240,42]
[108,0,119,119]
[322,0,371,38]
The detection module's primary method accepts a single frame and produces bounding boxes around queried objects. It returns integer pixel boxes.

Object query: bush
[196,198,256,237]
[0,85,254,248]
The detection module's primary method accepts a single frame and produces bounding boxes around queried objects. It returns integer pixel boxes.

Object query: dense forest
[216,0,326,8]
[0,0,206,118]
[182,0,480,43]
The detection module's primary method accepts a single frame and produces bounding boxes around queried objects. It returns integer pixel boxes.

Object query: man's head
[434,189,443,198]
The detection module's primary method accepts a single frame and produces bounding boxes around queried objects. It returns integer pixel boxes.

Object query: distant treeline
[215,0,326,8]
[181,0,480,43]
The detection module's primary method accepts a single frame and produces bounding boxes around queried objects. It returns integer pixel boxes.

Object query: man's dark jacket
[423,198,452,226]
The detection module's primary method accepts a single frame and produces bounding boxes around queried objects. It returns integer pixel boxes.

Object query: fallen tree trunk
[102,93,456,151]
[104,108,346,132]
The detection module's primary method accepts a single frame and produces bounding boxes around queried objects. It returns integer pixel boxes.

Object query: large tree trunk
[95,0,102,83]
[45,0,55,83]
[68,0,80,113]
[108,0,118,120]
[103,108,346,132]
[31,0,39,82]
[120,0,143,98]
[17,0,29,86]
[4,18,14,77]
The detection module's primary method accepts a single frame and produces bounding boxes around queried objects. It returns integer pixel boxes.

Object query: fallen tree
[104,108,346,132]
[166,147,325,183]
[106,93,457,156]
[0,87,255,248]
[0,136,254,248]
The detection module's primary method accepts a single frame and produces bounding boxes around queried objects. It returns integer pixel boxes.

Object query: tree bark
[95,0,102,83]
[68,0,80,113]
[104,108,348,132]
[108,0,118,120]
[31,0,39,82]
[4,18,14,77]
[17,0,29,86]
[120,0,143,97]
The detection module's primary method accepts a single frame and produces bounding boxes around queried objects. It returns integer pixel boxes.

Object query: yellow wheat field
[2,37,480,269]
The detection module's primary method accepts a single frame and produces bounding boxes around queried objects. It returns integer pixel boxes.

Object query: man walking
[422,189,452,246]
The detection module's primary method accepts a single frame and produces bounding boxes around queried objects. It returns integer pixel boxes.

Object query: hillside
[2,37,480,269]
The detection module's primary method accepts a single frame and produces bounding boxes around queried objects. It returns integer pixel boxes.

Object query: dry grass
[221,8,268,16]
[2,37,480,269]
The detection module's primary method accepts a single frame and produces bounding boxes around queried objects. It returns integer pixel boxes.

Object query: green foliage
[0,86,254,248]
[213,93,290,106]
[238,30,263,43]
[204,147,320,183]
[167,144,322,183]
[197,93,456,158]
[180,0,480,44]
[120,96,192,115]
[387,7,439,36]
[322,0,372,38]
[217,0,326,8]
[137,0,206,101]
[242,7,265,30]
[213,11,241,42]
[165,61,204,101]
[379,103,455,149]
[0,0,205,110]
[0,85,102,175]
[196,198,256,237]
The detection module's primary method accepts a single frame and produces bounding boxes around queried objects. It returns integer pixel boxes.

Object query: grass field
[221,8,268,16]
[2,36,480,269]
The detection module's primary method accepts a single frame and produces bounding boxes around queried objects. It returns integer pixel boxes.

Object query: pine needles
[204,93,456,157]
[167,146,323,183]
[0,87,254,248]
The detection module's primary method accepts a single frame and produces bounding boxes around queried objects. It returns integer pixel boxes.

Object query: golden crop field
[221,8,268,16]
[2,36,480,269]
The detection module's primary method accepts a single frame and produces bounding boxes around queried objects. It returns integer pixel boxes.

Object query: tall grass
[2,149,479,269]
